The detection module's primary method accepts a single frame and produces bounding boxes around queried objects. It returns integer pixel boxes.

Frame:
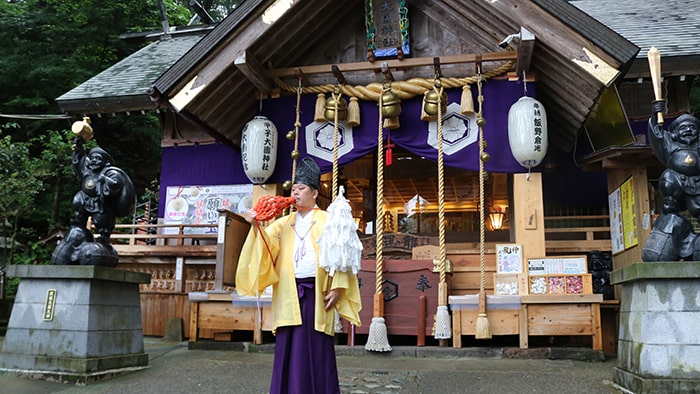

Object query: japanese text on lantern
[241,132,248,172]
[262,123,273,171]
[532,103,543,153]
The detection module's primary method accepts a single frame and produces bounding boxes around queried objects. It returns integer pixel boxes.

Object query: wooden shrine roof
[57,0,700,154]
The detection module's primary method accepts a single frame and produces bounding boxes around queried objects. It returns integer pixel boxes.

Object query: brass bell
[381,88,401,119]
[324,94,347,122]
[423,87,447,117]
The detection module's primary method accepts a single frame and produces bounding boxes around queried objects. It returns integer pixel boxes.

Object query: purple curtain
[160,79,537,217]
[263,79,536,174]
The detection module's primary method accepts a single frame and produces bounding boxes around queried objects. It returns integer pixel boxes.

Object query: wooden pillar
[513,173,546,261]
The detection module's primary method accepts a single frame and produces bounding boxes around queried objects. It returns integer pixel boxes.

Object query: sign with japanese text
[164,184,253,234]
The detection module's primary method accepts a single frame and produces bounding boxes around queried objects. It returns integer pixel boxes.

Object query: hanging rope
[433,80,451,340]
[273,61,513,101]
[436,83,446,287]
[332,86,341,200]
[375,92,385,310]
[291,79,303,182]
[365,89,391,352]
[475,69,492,339]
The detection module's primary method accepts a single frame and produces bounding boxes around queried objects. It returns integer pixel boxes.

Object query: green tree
[0,1,190,241]
[0,129,46,268]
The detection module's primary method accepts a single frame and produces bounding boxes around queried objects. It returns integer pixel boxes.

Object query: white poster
[608,187,624,255]
[164,184,253,234]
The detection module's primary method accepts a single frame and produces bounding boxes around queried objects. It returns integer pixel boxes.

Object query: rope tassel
[460,84,475,115]
[347,96,361,127]
[314,93,326,122]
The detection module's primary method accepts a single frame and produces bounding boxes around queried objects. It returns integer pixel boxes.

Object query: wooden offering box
[352,259,445,345]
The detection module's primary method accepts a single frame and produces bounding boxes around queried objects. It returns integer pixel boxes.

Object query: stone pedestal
[0,265,151,383]
[611,262,700,393]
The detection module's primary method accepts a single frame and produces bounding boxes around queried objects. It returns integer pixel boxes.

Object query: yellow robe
[235,209,362,335]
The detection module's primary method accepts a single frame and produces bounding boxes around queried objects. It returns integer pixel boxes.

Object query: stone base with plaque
[0,265,151,384]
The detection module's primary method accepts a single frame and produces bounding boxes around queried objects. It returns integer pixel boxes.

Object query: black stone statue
[643,100,700,261]
[51,124,135,268]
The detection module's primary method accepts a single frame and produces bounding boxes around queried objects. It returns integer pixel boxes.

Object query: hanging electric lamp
[241,115,278,184]
[507,95,548,169]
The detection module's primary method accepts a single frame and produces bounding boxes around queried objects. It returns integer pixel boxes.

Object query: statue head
[87,147,113,172]
[669,114,700,146]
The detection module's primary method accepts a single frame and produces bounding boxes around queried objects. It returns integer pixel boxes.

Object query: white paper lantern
[508,96,548,169]
[241,116,278,184]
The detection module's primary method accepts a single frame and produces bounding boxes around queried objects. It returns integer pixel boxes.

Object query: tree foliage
[0,0,246,299]
[0,1,195,265]
[0,128,46,265]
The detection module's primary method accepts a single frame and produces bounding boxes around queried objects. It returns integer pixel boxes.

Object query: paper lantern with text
[507,96,548,169]
[241,116,278,184]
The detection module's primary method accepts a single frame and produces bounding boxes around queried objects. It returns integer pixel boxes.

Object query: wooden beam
[235,49,274,93]
[267,52,517,79]
[516,26,535,78]
[331,64,346,85]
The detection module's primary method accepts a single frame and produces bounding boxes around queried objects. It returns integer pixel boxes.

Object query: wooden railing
[111,223,219,245]
[544,215,611,253]
[107,223,219,257]
[107,213,611,256]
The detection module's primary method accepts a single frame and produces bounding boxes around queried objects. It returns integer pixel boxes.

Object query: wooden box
[494,273,528,295]
[528,274,592,295]
[353,259,446,338]
[449,294,521,348]
[188,292,272,343]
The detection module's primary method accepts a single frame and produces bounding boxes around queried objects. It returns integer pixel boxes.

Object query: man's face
[673,121,699,146]
[291,183,318,209]
[87,152,106,171]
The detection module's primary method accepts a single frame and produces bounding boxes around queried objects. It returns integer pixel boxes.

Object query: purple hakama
[270,278,340,394]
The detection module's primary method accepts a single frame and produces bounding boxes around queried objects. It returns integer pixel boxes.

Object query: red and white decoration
[241,116,278,184]
[507,96,548,169]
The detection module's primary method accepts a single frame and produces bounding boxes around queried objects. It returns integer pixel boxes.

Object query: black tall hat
[294,157,320,190]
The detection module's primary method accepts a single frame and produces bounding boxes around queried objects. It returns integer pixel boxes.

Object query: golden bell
[324,94,347,122]
[380,88,402,119]
[423,88,447,116]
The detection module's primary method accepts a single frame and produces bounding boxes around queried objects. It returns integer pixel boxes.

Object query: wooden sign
[364,0,411,59]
